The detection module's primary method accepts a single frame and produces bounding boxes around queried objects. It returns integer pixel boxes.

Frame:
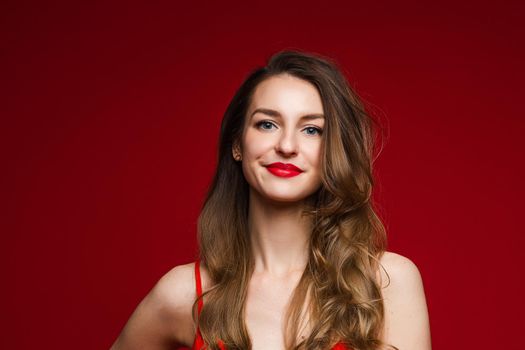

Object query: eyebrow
[250,108,325,121]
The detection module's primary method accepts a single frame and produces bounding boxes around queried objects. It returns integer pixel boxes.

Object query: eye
[304,126,323,136]
[255,120,276,131]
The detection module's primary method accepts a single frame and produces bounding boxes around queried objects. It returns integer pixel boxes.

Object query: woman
[111,50,431,350]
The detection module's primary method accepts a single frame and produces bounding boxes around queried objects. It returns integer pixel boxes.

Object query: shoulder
[377,251,427,308]
[149,262,210,332]
[376,251,432,350]
[110,262,200,349]
[151,261,213,306]
[152,262,196,306]
[377,251,423,290]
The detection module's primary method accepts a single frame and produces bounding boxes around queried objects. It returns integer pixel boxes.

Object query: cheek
[306,142,322,166]
[242,130,273,157]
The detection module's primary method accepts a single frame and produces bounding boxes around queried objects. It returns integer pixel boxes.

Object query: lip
[266,162,303,178]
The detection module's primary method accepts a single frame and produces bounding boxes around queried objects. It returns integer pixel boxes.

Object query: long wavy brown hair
[194,49,396,350]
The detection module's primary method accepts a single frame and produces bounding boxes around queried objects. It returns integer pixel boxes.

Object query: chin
[262,190,317,204]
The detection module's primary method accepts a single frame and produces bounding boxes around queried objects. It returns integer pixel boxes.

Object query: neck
[247,189,312,276]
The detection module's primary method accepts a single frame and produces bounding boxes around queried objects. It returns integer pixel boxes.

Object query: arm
[110,264,196,350]
[379,252,432,350]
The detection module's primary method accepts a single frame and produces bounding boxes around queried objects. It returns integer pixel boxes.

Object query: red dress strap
[195,260,204,314]
[193,261,205,350]
[193,260,226,350]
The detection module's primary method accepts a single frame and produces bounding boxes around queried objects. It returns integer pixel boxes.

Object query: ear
[232,140,242,160]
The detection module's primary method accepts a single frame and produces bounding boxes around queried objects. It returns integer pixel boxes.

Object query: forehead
[248,74,324,115]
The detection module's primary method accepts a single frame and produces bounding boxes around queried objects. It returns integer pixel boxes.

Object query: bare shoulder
[153,262,196,307]
[377,251,432,350]
[110,262,200,349]
[151,261,213,309]
[377,251,423,290]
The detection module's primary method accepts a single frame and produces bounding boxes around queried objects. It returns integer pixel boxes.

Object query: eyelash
[255,120,323,136]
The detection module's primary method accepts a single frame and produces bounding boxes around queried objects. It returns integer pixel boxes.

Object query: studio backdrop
[1,1,523,349]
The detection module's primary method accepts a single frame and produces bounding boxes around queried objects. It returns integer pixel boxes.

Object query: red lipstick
[266,162,303,178]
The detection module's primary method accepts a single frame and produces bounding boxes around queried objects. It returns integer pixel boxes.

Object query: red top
[192,261,350,350]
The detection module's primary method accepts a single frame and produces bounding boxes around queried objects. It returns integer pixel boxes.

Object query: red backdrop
[1,1,524,349]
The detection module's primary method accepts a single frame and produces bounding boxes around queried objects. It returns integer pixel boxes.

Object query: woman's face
[234,73,325,204]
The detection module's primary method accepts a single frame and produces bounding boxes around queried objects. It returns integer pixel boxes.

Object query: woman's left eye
[304,127,323,136]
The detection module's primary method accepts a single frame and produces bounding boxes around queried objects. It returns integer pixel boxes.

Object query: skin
[110,74,432,350]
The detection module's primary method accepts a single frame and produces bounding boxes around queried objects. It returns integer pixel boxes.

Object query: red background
[1,1,524,349]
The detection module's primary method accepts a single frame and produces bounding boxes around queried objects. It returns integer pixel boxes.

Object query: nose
[275,129,298,157]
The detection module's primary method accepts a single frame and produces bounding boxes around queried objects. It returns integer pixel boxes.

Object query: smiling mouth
[265,163,303,178]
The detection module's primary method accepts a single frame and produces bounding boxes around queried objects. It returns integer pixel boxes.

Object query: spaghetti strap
[193,260,206,350]
[193,261,226,350]
[195,260,203,314]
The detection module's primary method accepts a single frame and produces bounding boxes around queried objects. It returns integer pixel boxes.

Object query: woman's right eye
[255,120,276,130]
